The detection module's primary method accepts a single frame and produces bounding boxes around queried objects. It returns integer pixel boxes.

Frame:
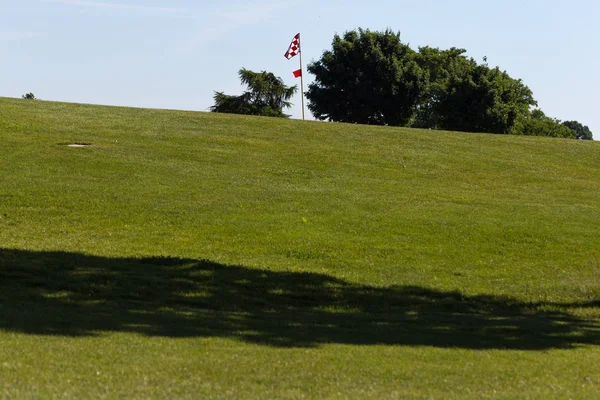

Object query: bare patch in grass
[66,143,92,148]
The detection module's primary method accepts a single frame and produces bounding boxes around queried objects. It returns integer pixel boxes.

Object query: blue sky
[1,0,599,138]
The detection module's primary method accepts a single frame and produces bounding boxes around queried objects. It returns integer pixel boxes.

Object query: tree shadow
[1,248,598,349]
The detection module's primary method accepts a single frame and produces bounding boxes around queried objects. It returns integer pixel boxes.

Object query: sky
[1,0,599,138]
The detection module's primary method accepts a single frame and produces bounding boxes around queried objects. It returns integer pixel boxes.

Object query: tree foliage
[307,29,539,135]
[562,120,593,140]
[512,109,575,138]
[306,29,427,126]
[411,47,470,129]
[415,48,536,134]
[211,68,297,118]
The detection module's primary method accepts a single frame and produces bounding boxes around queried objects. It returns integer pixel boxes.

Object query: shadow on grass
[1,248,598,349]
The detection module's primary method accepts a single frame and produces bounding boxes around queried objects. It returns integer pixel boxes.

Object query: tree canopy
[512,109,575,139]
[306,28,594,139]
[562,120,594,140]
[306,29,427,126]
[414,47,536,134]
[211,69,297,118]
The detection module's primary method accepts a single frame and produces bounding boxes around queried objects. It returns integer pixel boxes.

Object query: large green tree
[436,64,536,134]
[306,29,427,126]
[414,47,536,134]
[211,69,297,118]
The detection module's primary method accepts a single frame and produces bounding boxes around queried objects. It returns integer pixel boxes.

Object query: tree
[412,46,473,129]
[437,64,536,134]
[414,47,536,134]
[211,68,297,118]
[562,120,593,140]
[22,93,36,100]
[306,29,427,126]
[512,109,575,138]
[307,29,535,133]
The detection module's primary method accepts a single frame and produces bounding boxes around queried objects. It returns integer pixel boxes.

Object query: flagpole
[299,34,305,121]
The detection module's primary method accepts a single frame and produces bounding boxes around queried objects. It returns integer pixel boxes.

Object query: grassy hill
[1,97,599,399]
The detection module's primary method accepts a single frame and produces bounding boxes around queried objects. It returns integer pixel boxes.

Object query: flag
[284,33,300,60]
[293,69,302,78]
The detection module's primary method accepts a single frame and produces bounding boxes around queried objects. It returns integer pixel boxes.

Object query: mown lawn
[1,97,599,399]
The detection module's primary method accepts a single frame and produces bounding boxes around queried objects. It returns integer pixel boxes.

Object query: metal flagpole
[299,34,305,121]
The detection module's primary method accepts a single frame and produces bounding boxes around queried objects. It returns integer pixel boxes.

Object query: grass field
[1,96,599,399]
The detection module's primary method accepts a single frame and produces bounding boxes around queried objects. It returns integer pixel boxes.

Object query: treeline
[210,28,592,140]
[307,29,592,139]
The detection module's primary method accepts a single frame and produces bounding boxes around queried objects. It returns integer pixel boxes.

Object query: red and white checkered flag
[284,33,300,60]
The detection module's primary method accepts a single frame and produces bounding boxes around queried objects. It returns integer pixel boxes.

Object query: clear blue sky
[2,0,599,138]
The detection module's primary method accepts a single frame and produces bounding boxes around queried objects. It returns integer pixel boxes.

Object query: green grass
[1,96,599,399]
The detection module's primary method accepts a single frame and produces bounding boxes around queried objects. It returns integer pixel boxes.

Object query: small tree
[211,69,297,118]
[512,109,575,138]
[22,93,36,100]
[562,120,593,140]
